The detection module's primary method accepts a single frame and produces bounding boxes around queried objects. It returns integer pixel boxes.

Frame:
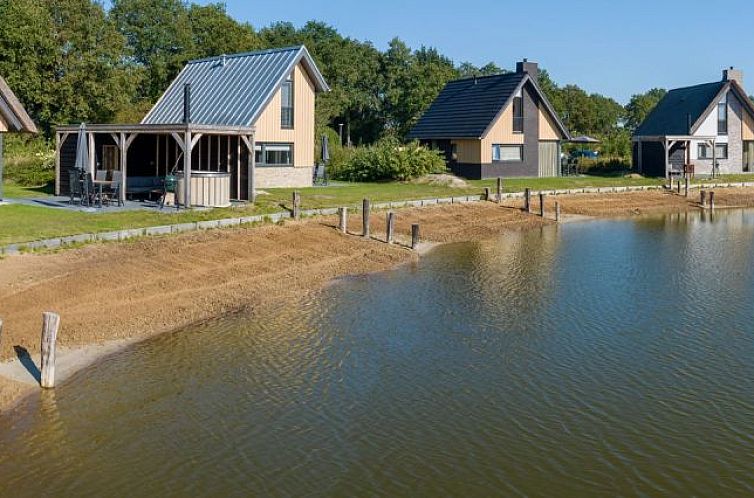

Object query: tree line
[0,0,667,157]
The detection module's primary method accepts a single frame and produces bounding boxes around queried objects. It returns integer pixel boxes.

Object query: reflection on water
[2,210,754,496]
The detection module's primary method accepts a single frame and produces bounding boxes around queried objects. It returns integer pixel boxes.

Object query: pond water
[1,210,754,496]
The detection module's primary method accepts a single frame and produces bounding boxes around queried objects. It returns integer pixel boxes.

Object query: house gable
[0,75,37,133]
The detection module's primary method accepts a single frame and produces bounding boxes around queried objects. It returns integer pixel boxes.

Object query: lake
[1,209,753,496]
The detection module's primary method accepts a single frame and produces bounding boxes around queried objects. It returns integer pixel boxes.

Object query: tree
[187,3,260,60]
[625,88,667,131]
[457,61,504,78]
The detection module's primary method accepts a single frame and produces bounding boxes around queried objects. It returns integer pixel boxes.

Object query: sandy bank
[2,188,753,412]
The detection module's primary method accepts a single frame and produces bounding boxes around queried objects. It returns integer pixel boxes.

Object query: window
[512,96,524,133]
[492,144,524,162]
[717,94,728,135]
[281,77,294,129]
[255,143,293,166]
[697,143,728,160]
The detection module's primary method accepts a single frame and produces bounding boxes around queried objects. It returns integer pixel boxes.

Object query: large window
[512,96,524,133]
[718,94,728,135]
[281,77,294,129]
[255,143,293,167]
[492,144,524,162]
[697,143,728,160]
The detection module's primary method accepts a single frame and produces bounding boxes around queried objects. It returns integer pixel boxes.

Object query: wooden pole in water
[411,223,420,250]
[386,211,395,244]
[497,177,503,203]
[539,193,545,217]
[709,191,715,210]
[292,191,301,220]
[362,198,371,238]
[40,312,60,389]
[555,201,561,222]
[484,187,490,201]
[339,207,348,233]
[700,190,707,207]
[524,188,532,213]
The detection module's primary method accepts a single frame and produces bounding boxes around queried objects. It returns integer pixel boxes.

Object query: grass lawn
[0,173,731,246]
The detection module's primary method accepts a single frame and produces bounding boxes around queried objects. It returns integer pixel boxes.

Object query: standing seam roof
[142,46,328,127]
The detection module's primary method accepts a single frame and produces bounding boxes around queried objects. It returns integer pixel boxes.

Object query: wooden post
[362,198,370,238]
[677,177,681,194]
[539,193,545,217]
[524,188,532,213]
[40,312,60,389]
[292,191,301,220]
[555,202,561,222]
[484,187,490,201]
[386,211,395,244]
[339,207,348,233]
[700,190,707,207]
[411,223,420,250]
[709,191,715,210]
[496,177,503,203]
[685,175,690,197]
[669,175,673,191]
[0,317,3,347]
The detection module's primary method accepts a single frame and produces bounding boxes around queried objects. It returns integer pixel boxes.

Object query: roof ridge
[450,72,516,83]
[187,45,303,65]
[668,80,726,93]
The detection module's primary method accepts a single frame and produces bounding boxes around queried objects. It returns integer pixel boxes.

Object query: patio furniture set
[68,170,122,208]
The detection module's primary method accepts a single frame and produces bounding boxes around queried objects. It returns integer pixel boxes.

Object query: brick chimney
[517,58,539,82]
[723,66,743,86]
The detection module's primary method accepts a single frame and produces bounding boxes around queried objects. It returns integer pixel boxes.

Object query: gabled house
[632,67,754,178]
[55,45,329,207]
[0,75,38,201]
[408,60,570,179]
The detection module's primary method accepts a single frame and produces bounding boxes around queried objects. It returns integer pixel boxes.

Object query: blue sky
[160,0,754,103]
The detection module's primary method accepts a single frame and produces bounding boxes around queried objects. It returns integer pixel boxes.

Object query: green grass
[2,182,54,199]
[0,173,709,246]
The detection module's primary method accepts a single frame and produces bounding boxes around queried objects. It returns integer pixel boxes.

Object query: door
[538,141,559,177]
[744,141,754,172]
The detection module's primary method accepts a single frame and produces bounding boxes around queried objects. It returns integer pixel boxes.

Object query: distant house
[55,45,329,207]
[632,67,754,177]
[408,60,570,179]
[0,75,38,201]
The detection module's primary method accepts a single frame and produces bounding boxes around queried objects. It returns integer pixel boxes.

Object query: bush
[334,138,446,182]
[577,157,632,176]
[3,135,55,186]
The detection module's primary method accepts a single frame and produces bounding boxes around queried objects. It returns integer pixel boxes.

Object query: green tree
[187,3,260,59]
[625,88,667,131]
[457,61,504,78]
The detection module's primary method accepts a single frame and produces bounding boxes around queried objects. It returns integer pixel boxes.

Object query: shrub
[334,138,446,182]
[3,135,55,186]
[577,157,632,176]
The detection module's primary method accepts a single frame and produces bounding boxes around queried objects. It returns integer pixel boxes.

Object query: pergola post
[241,134,256,203]
[184,130,192,207]
[637,140,643,174]
[663,139,670,181]
[88,132,95,177]
[712,138,717,178]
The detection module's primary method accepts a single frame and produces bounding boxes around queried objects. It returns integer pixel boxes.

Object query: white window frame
[492,144,524,162]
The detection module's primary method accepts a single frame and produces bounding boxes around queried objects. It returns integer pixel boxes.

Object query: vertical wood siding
[451,139,482,164]
[481,104,525,163]
[538,105,561,140]
[743,110,754,140]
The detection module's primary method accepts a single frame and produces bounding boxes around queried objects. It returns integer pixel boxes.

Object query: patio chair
[95,170,108,181]
[82,173,103,207]
[313,163,328,186]
[104,172,122,207]
[68,170,83,204]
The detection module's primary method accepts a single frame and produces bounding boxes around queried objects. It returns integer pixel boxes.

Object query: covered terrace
[633,135,718,179]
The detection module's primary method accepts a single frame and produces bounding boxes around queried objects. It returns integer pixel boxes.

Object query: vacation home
[54,45,329,207]
[0,75,38,201]
[407,60,570,179]
[632,68,754,177]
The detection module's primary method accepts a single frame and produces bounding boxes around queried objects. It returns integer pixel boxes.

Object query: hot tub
[175,172,231,208]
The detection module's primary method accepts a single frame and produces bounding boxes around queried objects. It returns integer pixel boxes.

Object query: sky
[178,0,754,104]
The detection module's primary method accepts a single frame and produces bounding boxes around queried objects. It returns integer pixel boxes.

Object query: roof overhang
[0,76,38,134]
[633,135,717,142]
[55,123,255,136]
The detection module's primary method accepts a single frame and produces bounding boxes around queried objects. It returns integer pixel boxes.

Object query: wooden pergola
[54,123,256,206]
[633,135,717,179]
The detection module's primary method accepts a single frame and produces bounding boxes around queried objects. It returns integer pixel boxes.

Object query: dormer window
[281,76,294,129]
[717,93,728,135]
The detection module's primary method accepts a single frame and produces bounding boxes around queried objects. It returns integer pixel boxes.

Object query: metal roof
[407,72,568,140]
[0,75,38,133]
[142,45,329,127]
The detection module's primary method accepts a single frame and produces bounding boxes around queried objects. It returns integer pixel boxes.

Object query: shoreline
[3,188,754,414]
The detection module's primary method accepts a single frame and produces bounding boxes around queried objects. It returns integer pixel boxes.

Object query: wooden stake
[386,211,395,244]
[555,202,561,222]
[0,318,3,348]
[684,176,690,197]
[292,191,301,220]
[709,191,715,210]
[339,207,348,233]
[496,177,503,203]
[362,198,371,238]
[677,178,681,194]
[484,187,490,201]
[40,312,60,389]
[700,190,707,207]
[524,188,532,213]
[411,223,420,250]
[539,193,545,217]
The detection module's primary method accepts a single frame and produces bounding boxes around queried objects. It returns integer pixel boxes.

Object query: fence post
[362,198,371,238]
[339,207,348,233]
[539,193,545,217]
[386,211,395,244]
[0,317,3,348]
[700,190,707,207]
[709,191,715,210]
[484,187,490,201]
[411,223,420,250]
[497,177,503,203]
[292,191,301,220]
[40,312,60,389]
[524,188,532,213]
[685,175,690,197]
[677,178,681,194]
[555,202,561,222]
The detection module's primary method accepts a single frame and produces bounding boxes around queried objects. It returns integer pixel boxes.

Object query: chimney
[517,58,539,82]
[723,66,743,86]
[183,83,191,124]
